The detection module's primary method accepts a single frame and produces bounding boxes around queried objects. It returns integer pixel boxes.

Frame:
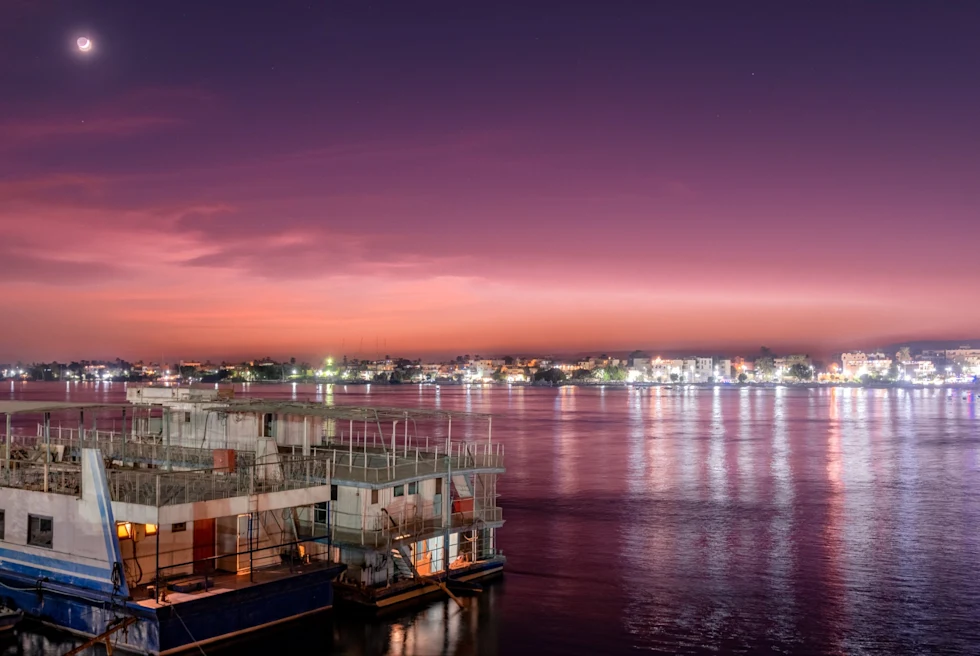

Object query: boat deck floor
[132,560,337,609]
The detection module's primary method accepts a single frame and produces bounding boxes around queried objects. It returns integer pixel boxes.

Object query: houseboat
[124,387,507,608]
[0,400,345,654]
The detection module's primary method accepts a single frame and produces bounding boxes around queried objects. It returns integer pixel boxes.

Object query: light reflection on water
[3,383,980,654]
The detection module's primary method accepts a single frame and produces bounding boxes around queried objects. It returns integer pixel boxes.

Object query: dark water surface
[2,382,979,655]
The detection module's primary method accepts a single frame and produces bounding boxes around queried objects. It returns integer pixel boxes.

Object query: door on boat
[193,518,216,574]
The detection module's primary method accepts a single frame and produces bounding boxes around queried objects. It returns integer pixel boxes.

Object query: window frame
[314,501,328,525]
[408,481,418,495]
[393,485,404,497]
[27,514,53,549]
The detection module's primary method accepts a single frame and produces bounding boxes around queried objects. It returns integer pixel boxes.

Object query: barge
[0,401,345,654]
[125,388,506,609]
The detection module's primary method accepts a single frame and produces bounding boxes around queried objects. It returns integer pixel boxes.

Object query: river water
[2,382,979,655]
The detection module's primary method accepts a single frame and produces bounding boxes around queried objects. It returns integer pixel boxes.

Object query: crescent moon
[77,37,92,52]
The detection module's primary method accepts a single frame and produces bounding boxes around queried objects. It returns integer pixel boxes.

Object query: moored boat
[0,400,346,654]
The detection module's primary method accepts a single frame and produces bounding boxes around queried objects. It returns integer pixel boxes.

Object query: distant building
[841,352,891,379]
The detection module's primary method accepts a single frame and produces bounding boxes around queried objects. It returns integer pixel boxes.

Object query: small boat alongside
[0,606,24,632]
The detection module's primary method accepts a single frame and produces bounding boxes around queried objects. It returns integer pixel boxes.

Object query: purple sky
[1,1,978,361]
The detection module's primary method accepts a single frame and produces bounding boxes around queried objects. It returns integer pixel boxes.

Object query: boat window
[435,478,442,495]
[314,502,327,525]
[331,485,338,501]
[394,485,404,497]
[184,412,191,423]
[28,514,53,549]
[0,510,4,540]
[172,522,187,533]
[408,482,418,495]
[371,489,379,504]
[263,413,275,438]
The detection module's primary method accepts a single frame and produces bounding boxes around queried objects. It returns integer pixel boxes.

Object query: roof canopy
[0,401,130,415]
[217,400,491,421]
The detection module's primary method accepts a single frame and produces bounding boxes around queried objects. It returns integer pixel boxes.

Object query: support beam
[4,413,10,472]
[164,410,171,471]
[121,408,127,454]
[43,412,50,493]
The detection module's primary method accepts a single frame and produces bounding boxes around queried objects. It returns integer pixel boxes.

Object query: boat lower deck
[131,560,336,607]
[334,558,504,608]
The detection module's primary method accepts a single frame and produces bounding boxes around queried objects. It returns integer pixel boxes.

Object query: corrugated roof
[0,401,130,415]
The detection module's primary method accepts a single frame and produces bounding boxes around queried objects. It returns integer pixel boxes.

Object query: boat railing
[150,533,334,602]
[0,462,81,496]
[107,454,333,507]
[327,502,503,547]
[313,443,504,486]
[8,434,256,471]
[320,434,504,464]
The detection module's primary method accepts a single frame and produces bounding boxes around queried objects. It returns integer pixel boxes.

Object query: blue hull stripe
[0,545,110,579]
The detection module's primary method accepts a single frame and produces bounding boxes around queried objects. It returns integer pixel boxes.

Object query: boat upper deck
[0,435,332,507]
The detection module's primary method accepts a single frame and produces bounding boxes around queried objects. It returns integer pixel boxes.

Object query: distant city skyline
[2,337,978,367]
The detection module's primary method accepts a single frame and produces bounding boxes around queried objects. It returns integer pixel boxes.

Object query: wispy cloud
[0,85,215,148]
[0,115,180,141]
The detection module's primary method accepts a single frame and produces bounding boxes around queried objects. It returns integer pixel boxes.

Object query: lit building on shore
[841,352,892,379]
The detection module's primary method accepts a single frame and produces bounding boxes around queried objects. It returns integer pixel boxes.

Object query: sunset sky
[1,1,978,362]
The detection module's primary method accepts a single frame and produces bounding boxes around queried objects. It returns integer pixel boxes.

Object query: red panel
[213,449,236,473]
[193,518,216,574]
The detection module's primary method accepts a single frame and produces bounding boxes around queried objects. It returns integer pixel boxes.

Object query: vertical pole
[155,475,161,603]
[79,410,84,442]
[121,408,127,460]
[488,416,492,445]
[391,421,397,476]
[4,414,10,472]
[43,412,50,493]
[164,410,172,471]
[302,416,310,457]
[443,439,451,576]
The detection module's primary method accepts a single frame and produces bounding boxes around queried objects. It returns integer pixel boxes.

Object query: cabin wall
[163,405,227,448]
[216,510,284,572]
[223,414,261,450]
[122,524,195,585]
[333,484,363,531]
[0,487,109,565]
[0,450,126,595]
[334,476,445,533]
